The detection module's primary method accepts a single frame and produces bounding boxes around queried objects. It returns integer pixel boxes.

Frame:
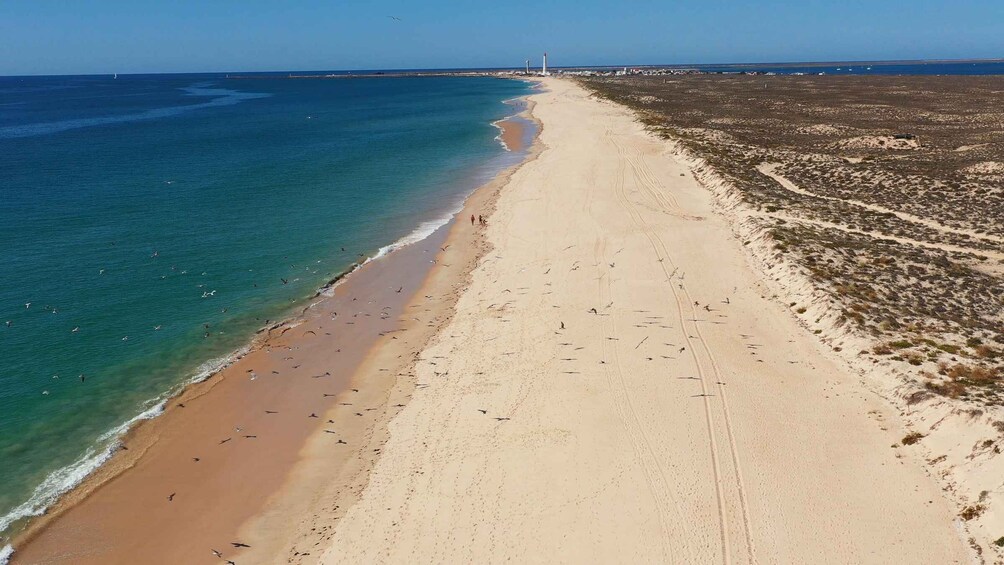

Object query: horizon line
[3,56,1004,79]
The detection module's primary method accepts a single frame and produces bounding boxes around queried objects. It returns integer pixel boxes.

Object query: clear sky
[2,0,1002,75]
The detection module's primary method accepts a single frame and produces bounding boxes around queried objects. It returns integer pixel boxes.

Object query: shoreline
[230,96,544,564]
[5,86,540,564]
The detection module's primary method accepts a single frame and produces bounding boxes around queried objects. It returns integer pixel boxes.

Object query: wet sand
[10,94,540,564]
[495,119,524,152]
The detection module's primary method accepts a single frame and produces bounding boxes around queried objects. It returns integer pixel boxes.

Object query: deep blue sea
[0,73,531,543]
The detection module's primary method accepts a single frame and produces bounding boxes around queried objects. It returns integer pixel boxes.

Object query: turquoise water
[0,73,531,539]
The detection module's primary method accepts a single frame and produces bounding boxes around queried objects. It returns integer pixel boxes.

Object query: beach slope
[316,78,968,563]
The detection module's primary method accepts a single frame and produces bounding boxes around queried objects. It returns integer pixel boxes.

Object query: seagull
[154,325,162,330]
[121,336,129,341]
[99,269,105,275]
[25,303,31,309]
[387,15,402,21]
[72,327,79,333]
[211,549,223,558]
[5,321,11,327]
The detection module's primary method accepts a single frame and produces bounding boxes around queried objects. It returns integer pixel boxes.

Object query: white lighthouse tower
[542,52,548,76]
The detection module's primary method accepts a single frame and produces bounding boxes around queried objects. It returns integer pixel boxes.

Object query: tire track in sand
[610,132,757,564]
[585,142,694,562]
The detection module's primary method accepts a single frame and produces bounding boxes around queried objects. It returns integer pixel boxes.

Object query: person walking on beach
[471,214,476,226]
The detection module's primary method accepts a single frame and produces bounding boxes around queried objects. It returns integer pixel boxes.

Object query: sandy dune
[317,78,968,563]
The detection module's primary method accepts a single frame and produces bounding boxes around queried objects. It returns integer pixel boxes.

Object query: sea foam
[368,207,460,263]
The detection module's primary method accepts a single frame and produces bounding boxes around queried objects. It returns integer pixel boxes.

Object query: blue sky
[2,0,1002,75]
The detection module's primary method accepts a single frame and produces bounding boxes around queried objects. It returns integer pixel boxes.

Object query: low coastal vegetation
[581,74,1003,405]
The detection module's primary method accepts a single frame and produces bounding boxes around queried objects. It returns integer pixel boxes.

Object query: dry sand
[314,78,969,563]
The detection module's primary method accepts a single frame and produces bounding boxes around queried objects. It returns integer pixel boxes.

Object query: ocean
[0,73,532,541]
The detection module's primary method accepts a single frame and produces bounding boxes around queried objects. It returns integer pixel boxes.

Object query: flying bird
[387,15,402,21]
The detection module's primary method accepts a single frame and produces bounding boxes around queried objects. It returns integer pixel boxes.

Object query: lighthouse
[542,52,548,76]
